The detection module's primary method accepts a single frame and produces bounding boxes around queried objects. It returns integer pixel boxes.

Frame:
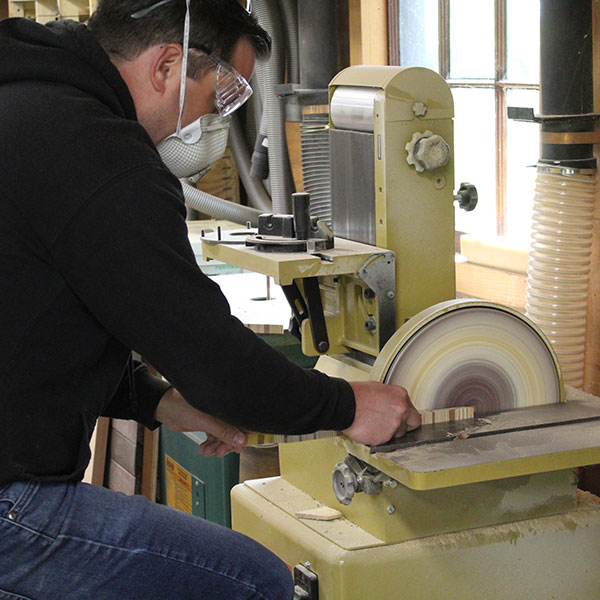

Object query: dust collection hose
[180,180,262,227]
[251,0,293,213]
[525,166,596,388]
[280,0,300,85]
[229,114,273,213]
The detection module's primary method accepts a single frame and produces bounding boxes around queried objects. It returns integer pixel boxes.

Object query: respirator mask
[157,113,232,180]
[133,0,254,180]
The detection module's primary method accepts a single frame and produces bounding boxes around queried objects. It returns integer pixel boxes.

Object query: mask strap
[176,0,191,136]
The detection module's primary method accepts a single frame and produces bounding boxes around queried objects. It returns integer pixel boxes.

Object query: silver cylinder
[330,86,378,132]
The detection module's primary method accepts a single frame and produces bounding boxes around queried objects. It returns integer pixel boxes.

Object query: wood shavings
[295,507,342,521]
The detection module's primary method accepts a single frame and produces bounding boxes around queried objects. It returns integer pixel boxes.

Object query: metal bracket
[357,252,396,349]
[507,107,600,125]
[282,278,330,354]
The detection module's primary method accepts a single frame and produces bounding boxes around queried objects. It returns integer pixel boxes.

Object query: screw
[387,505,396,515]
[317,341,329,353]
[7,511,17,521]
[384,479,398,489]
[386,291,395,299]
[364,318,377,333]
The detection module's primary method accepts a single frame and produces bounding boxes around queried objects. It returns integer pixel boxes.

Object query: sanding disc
[371,300,564,415]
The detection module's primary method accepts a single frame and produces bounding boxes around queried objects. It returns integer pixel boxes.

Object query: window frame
[388,0,540,236]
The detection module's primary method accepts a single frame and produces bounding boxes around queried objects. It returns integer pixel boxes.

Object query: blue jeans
[0,480,294,599]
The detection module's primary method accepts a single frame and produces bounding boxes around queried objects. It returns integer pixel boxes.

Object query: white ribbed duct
[525,165,597,388]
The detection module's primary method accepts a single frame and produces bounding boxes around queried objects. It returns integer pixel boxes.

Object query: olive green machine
[202,67,600,600]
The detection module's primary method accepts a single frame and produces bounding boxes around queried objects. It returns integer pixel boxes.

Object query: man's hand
[155,388,246,458]
[343,381,421,446]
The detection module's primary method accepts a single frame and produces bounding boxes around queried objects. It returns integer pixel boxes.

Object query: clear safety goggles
[190,44,253,118]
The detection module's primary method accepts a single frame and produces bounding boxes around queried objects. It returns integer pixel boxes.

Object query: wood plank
[141,428,160,502]
[460,235,529,274]
[584,1,600,398]
[286,121,304,192]
[455,261,527,310]
[83,416,110,487]
[349,0,389,65]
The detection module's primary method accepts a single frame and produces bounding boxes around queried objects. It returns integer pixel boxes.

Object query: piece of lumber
[83,416,110,486]
[455,260,527,310]
[246,407,475,447]
[460,235,529,274]
[419,406,475,426]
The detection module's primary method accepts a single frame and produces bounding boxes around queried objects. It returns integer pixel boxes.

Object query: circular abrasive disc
[371,300,563,415]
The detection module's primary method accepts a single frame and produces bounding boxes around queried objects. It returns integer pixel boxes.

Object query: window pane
[505,88,540,241]
[453,87,497,237]
[399,0,439,72]
[450,0,495,79]
[507,0,540,83]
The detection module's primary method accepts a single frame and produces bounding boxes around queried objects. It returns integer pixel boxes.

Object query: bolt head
[387,505,396,515]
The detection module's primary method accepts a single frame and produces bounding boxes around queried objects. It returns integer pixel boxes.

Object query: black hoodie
[0,18,355,484]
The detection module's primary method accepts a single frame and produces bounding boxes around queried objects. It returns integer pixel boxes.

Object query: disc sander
[371,300,564,415]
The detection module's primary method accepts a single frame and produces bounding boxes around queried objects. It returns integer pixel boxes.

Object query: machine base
[232,477,600,600]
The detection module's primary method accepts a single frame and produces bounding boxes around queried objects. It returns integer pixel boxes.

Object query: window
[390,0,540,241]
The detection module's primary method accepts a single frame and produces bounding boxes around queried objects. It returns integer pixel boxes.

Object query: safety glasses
[191,45,253,118]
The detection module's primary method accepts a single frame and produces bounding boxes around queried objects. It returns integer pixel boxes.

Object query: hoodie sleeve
[102,358,172,429]
[50,165,356,435]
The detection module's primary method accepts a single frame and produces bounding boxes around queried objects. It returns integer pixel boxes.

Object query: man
[0,1,420,598]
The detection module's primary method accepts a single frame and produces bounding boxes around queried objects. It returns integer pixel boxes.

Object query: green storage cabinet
[158,428,239,528]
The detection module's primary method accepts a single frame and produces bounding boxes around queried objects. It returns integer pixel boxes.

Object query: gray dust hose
[252,0,293,213]
[280,0,300,84]
[181,181,262,227]
[230,115,273,213]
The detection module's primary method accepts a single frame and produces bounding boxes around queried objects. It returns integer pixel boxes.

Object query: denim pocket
[0,481,38,521]
[0,588,35,600]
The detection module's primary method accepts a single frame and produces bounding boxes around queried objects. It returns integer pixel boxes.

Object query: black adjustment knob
[455,182,478,212]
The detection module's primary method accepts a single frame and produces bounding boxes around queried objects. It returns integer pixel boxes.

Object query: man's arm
[52,165,356,436]
[155,381,421,454]
[156,387,247,458]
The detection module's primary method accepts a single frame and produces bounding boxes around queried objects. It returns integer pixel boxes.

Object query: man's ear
[150,43,184,94]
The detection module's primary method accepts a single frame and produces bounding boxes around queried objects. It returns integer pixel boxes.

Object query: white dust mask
[157,113,231,179]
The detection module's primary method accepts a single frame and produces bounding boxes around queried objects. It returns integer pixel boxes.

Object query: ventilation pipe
[525,0,597,388]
